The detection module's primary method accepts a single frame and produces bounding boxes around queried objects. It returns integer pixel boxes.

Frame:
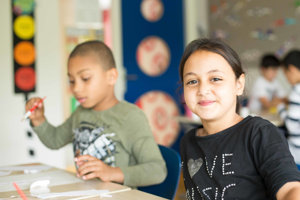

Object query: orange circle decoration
[14,41,35,65]
[15,67,36,91]
[136,36,170,77]
[135,91,180,147]
[14,15,35,40]
[141,0,164,22]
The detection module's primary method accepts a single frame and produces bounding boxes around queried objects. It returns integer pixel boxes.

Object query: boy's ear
[107,68,118,85]
[236,74,245,96]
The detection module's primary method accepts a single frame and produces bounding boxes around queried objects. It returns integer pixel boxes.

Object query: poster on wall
[12,0,36,100]
[209,0,300,68]
[122,0,185,149]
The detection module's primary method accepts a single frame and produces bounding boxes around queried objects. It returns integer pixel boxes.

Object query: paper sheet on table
[32,189,109,199]
[0,164,52,173]
[0,170,83,192]
[0,170,11,176]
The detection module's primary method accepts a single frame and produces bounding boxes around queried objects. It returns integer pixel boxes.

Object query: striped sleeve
[278,84,300,146]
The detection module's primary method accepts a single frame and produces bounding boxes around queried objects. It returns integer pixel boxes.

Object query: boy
[278,50,300,165]
[25,40,167,187]
[249,54,287,113]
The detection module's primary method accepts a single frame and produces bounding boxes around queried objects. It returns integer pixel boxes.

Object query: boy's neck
[93,96,119,111]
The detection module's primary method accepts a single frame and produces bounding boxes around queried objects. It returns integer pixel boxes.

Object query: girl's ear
[236,73,245,96]
[107,68,118,85]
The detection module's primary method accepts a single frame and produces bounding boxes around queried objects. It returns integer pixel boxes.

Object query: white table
[0,163,167,200]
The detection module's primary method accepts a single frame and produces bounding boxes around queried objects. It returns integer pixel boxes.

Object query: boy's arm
[26,97,70,149]
[75,155,124,183]
[277,89,300,135]
[75,126,166,187]
[259,97,284,110]
[277,182,300,200]
[32,112,74,150]
[120,136,167,187]
[26,97,46,126]
[119,110,167,187]
[259,97,273,110]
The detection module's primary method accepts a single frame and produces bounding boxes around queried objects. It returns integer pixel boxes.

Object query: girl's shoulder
[243,115,272,127]
[238,116,276,133]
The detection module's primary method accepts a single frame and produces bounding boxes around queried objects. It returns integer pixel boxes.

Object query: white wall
[184,0,209,43]
[0,0,209,169]
[0,0,72,169]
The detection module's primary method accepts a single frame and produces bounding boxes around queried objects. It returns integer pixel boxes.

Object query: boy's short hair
[260,54,280,69]
[282,50,300,70]
[69,40,116,70]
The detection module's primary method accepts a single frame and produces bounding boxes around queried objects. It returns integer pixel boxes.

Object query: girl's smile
[198,100,215,107]
[183,50,245,132]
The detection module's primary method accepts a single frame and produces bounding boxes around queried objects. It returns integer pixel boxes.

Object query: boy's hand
[25,97,46,127]
[75,155,124,184]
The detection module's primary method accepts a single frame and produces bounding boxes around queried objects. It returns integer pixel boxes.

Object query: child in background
[249,54,287,113]
[278,50,300,165]
[179,38,300,199]
[25,40,166,187]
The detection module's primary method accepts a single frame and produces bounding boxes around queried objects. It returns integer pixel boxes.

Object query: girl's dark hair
[179,38,244,84]
[179,38,245,113]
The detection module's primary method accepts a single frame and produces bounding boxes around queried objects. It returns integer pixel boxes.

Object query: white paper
[0,164,51,173]
[0,170,83,192]
[32,189,109,199]
[0,170,11,176]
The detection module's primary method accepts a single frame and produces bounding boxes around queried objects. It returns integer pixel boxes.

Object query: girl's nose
[197,82,210,95]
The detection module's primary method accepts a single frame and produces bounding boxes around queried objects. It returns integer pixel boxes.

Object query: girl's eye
[69,80,75,85]
[211,77,222,82]
[186,80,198,85]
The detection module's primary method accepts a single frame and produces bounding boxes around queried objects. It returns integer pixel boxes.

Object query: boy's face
[67,55,116,110]
[261,67,278,82]
[284,65,300,85]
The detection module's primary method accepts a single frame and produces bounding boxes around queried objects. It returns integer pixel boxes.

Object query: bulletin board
[209,0,300,68]
[121,0,185,150]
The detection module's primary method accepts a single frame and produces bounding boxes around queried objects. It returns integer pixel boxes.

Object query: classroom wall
[0,0,126,169]
[0,0,72,169]
[0,0,207,169]
[208,0,293,95]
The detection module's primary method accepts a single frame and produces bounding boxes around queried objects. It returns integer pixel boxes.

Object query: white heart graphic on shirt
[187,158,203,178]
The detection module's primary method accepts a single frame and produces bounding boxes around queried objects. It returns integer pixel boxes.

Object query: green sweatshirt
[33,101,167,187]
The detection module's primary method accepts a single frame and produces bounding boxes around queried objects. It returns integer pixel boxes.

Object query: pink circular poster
[136,36,170,77]
[140,0,164,22]
[136,91,180,147]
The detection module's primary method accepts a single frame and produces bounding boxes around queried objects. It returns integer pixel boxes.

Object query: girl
[179,38,300,200]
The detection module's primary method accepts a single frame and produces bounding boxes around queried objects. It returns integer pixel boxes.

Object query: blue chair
[138,145,181,200]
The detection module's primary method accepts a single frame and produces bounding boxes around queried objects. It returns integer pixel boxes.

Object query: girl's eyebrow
[183,69,223,78]
[183,72,197,78]
[207,69,224,74]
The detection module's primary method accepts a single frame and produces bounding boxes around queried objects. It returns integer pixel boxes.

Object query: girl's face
[183,50,245,122]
